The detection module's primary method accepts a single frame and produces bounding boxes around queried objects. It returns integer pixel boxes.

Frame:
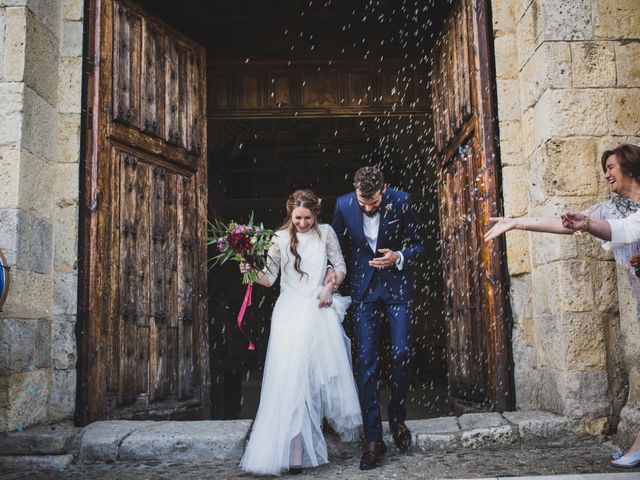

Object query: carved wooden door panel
[431,0,511,412]
[79,0,208,423]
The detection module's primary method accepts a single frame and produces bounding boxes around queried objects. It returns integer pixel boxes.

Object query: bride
[239,189,362,476]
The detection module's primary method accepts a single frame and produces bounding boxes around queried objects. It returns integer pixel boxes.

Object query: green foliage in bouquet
[206,212,275,284]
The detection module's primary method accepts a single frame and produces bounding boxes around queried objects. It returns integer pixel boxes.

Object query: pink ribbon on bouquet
[237,283,255,350]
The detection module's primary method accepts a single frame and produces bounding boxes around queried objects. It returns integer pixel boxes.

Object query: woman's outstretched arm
[484,216,573,241]
[561,213,612,241]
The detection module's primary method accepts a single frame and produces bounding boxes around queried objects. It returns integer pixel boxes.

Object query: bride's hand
[317,284,333,308]
[239,260,252,274]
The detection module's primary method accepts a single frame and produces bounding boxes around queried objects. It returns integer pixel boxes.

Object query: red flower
[228,232,252,254]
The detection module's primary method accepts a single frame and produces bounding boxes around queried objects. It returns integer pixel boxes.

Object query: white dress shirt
[607,210,640,244]
[363,211,404,270]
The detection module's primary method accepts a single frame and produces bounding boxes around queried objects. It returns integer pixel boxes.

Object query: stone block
[53,203,78,273]
[492,0,516,37]
[58,113,80,162]
[496,79,521,122]
[519,41,572,111]
[538,0,593,41]
[0,454,73,470]
[565,370,610,418]
[0,208,18,265]
[521,107,536,159]
[459,412,516,448]
[63,0,84,21]
[553,260,595,312]
[23,7,58,105]
[493,34,518,80]
[511,325,539,410]
[57,56,82,114]
[18,149,56,221]
[0,318,36,375]
[49,369,75,421]
[16,208,53,274]
[459,412,507,430]
[118,420,252,462]
[514,0,533,23]
[0,8,6,80]
[594,0,640,39]
[516,2,540,70]
[0,82,24,146]
[571,42,616,88]
[60,20,82,57]
[502,165,529,217]
[79,421,158,462]
[409,416,459,436]
[52,316,76,369]
[32,0,60,35]
[593,261,618,313]
[608,90,640,136]
[509,274,534,332]
[1,268,53,319]
[4,369,49,431]
[54,162,79,207]
[536,313,568,369]
[34,318,50,368]
[0,424,79,455]
[506,230,531,276]
[563,313,607,370]
[0,147,20,209]
[534,90,608,144]
[53,272,77,315]
[497,121,523,166]
[615,41,640,87]
[541,137,599,196]
[3,6,26,81]
[502,410,580,441]
[21,86,58,161]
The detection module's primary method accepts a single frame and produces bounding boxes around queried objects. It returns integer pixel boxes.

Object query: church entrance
[78,0,512,424]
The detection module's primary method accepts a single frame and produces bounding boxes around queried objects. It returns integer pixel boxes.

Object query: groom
[328,166,425,470]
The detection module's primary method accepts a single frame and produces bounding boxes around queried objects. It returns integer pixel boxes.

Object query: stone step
[0,425,81,456]
[76,411,587,464]
[0,454,74,471]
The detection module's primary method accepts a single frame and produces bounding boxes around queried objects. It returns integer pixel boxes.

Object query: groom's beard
[361,206,381,217]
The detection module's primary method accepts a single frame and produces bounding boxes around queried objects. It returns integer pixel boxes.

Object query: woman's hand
[560,212,588,232]
[317,284,334,308]
[239,260,252,274]
[484,217,517,241]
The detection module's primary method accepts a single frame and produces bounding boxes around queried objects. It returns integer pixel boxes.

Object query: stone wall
[493,0,640,435]
[0,0,82,432]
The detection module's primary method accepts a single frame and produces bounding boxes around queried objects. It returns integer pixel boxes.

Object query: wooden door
[431,0,512,412]
[78,0,209,423]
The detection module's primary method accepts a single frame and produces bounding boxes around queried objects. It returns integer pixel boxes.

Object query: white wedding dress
[240,224,362,476]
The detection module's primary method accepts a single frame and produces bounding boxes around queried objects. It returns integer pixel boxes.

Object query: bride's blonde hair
[280,189,321,279]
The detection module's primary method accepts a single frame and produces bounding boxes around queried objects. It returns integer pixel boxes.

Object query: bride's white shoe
[611,448,640,468]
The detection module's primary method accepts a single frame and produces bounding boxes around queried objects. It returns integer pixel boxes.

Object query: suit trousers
[351,273,412,442]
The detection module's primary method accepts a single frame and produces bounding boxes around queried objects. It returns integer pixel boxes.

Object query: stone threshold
[0,411,593,469]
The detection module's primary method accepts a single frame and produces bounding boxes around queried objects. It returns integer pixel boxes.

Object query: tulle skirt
[240,292,362,476]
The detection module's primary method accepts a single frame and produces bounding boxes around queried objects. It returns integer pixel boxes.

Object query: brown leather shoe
[390,422,412,451]
[359,441,387,470]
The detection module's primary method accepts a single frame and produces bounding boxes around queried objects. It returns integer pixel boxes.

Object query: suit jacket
[332,188,425,303]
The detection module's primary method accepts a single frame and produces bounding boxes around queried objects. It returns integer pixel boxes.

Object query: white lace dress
[240,224,362,476]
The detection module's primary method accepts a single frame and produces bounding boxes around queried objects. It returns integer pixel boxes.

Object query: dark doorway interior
[207,116,448,419]
[138,0,455,420]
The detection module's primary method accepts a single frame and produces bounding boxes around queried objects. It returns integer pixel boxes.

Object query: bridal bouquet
[206,213,275,284]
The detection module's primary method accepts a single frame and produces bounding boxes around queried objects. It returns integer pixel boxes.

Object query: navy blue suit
[332,188,425,442]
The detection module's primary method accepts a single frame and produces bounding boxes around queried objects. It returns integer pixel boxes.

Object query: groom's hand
[369,249,400,269]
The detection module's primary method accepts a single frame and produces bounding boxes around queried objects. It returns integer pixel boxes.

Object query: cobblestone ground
[2,441,633,479]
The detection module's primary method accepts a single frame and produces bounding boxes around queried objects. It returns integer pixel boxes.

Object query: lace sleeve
[325,225,347,275]
[263,239,281,286]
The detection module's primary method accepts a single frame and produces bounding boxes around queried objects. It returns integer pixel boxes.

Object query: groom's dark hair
[353,166,384,198]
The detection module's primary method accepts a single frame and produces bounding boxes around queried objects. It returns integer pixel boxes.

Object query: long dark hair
[279,189,321,279]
